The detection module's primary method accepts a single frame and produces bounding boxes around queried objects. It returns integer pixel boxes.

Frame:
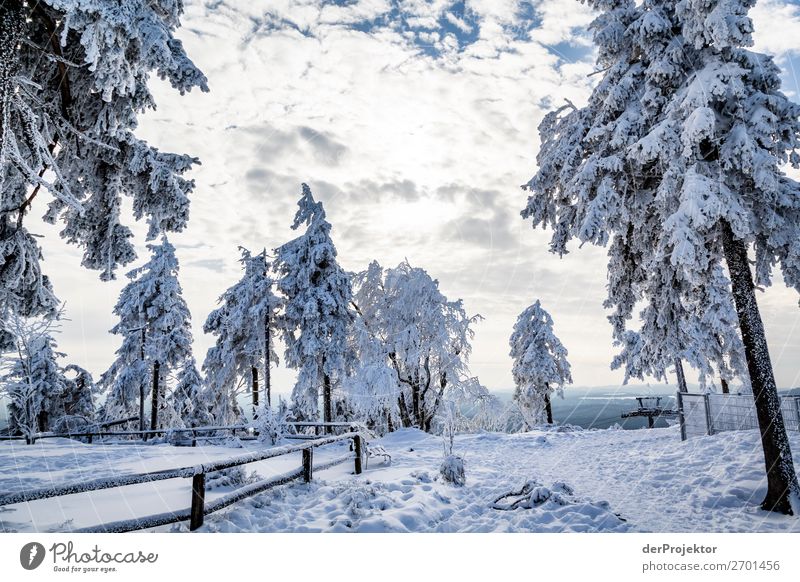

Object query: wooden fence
[0,421,363,445]
[0,430,365,532]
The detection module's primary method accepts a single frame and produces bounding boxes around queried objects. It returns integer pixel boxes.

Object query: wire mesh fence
[678,392,800,441]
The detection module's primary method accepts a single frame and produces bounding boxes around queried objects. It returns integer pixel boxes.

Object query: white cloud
[752,0,800,57]
[32,0,800,396]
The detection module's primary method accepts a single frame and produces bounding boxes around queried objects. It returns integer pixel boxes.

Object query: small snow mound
[379,428,436,447]
[549,424,583,433]
[491,479,627,530]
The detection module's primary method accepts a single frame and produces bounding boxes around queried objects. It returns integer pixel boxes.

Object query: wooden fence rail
[0,431,365,532]
[0,421,365,445]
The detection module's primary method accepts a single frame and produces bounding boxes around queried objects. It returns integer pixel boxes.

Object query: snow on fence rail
[0,430,365,532]
[0,421,364,445]
[677,392,800,440]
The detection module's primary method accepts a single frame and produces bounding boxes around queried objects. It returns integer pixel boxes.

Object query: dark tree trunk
[264,312,271,407]
[37,410,48,433]
[411,378,420,426]
[150,361,160,432]
[323,373,332,433]
[139,328,146,433]
[251,366,259,416]
[721,221,799,514]
[385,409,394,433]
[721,378,730,394]
[544,393,553,425]
[397,393,412,428]
[675,359,688,393]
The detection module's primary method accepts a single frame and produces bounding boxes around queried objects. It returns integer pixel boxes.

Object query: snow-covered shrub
[254,403,290,446]
[206,467,256,490]
[439,404,465,486]
[440,454,466,487]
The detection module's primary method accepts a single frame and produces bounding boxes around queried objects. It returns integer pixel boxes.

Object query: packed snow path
[1,427,798,532]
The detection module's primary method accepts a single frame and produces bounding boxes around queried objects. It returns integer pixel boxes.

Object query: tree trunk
[721,220,799,514]
[150,361,160,432]
[397,394,412,428]
[264,312,271,407]
[251,366,259,417]
[37,410,48,433]
[675,359,688,393]
[323,373,332,433]
[544,393,553,425]
[411,377,420,427]
[721,378,730,394]
[139,328,146,432]
[385,409,395,433]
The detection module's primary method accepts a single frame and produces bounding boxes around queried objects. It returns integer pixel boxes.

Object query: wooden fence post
[794,397,800,431]
[189,473,206,531]
[704,393,714,436]
[302,448,313,482]
[353,435,363,475]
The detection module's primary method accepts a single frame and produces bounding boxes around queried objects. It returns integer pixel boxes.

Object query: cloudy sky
[32,0,800,396]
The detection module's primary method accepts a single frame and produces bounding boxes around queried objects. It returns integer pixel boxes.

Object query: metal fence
[678,392,800,441]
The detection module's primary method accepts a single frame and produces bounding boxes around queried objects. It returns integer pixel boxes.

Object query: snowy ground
[1,426,799,533]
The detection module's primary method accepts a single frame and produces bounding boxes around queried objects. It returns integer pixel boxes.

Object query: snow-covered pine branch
[0,0,206,351]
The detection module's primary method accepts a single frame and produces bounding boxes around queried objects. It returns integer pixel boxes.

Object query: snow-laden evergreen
[169,357,209,428]
[0,1,206,351]
[203,248,280,424]
[509,300,572,428]
[522,0,800,513]
[274,184,354,423]
[1,314,72,436]
[349,260,481,432]
[100,237,193,429]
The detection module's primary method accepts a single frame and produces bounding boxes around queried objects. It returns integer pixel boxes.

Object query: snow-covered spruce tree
[0,1,206,351]
[351,259,480,432]
[1,314,69,436]
[274,184,354,426]
[522,0,800,513]
[168,357,204,428]
[100,237,192,431]
[203,248,280,421]
[509,300,572,428]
